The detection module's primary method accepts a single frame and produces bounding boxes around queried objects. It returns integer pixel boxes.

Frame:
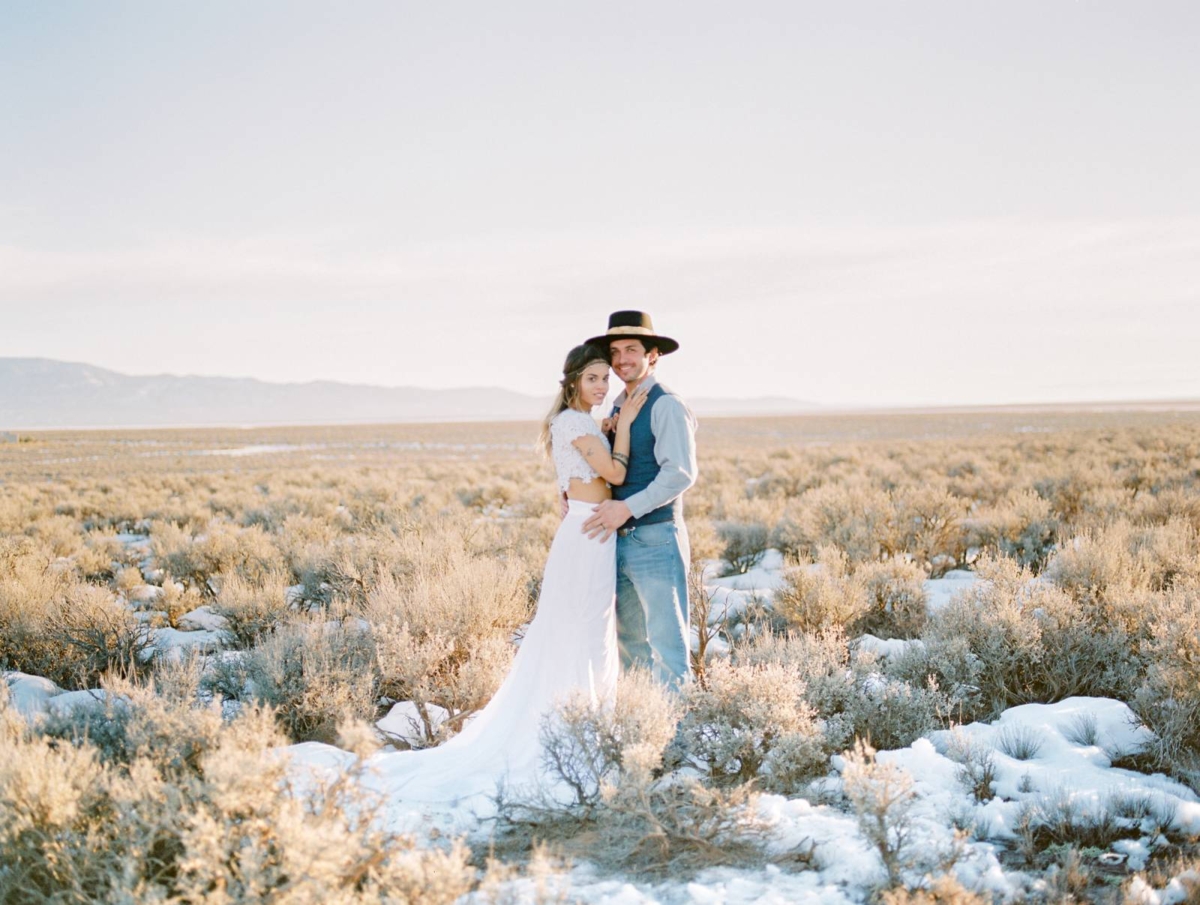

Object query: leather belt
[617,525,636,537]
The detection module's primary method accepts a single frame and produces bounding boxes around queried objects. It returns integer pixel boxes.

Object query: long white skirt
[366,500,618,816]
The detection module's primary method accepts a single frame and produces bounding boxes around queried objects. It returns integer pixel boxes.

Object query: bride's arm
[571,386,649,485]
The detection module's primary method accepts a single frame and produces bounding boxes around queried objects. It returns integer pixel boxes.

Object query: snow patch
[377,701,450,746]
[177,605,228,633]
[4,671,63,717]
[923,570,979,613]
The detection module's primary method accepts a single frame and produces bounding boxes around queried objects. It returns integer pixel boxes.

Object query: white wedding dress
[366,408,619,822]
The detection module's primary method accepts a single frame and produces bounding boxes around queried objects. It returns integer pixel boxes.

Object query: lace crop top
[550,408,610,493]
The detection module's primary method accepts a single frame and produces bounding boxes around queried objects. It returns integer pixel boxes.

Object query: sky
[2,1,1198,408]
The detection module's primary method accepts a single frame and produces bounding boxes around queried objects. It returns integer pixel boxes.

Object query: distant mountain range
[0,358,818,429]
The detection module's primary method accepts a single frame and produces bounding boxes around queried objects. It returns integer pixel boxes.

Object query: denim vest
[612,382,682,528]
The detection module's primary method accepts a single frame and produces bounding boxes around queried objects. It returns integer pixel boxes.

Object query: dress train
[366,500,618,816]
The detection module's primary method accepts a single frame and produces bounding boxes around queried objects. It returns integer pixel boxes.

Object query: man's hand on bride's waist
[582,500,631,542]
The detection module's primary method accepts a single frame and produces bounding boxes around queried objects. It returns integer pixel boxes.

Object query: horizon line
[5,395,1200,435]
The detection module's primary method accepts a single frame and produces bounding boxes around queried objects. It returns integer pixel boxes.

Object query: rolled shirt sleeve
[622,392,698,520]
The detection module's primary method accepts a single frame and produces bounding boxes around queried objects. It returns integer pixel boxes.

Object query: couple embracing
[544,310,697,693]
[375,311,697,809]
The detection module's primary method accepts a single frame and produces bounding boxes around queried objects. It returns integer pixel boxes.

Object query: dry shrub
[888,484,968,576]
[774,547,870,634]
[842,668,948,752]
[887,633,984,723]
[538,671,677,807]
[750,457,820,501]
[735,628,943,752]
[1015,788,1129,856]
[923,555,1137,718]
[38,664,224,774]
[1036,463,1110,526]
[367,543,532,741]
[677,659,830,793]
[940,729,997,803]
[151,519,285,593]
[74,530,127,582]
[735,625,851,680]
[857,559,928,639]
[0,542,151,689]
[769,501,806,560]
[971,488,1059,570]
[501,673,783,878]
[212,570,295,649]
[474,843,574,904]
[716,520,771,575]
[684,517,722,569]
[1136,486,1200,532]
[1132,519,1200,591]
[236,618,379,743]
[1044,522,1147,604]
[689,562,736,686]
[0,683,476,905]
[775,551,934,651]
[114,564,144,594]
[456,476,523,514]
[880,875,988,905]
[1130,580,1200,787]
[1124,857,1200,905]
[789,481,893,564]
[373,622,514,746]
[842,740,917,887]
[40,587,153,689]
[275,512,344,600]
[158,577,205,629]
[0,539,70,670]
[23,513,84,558]
[1044,519,1200,609]
[586,777,775,878]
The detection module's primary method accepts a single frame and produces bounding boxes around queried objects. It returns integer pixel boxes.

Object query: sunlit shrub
[774,547,870,634]
[367,541,532,741]
[923,555,1137,718]
[971,488,1059,571]
[502,672,779,877]
[1130,580,1200,787]
[212,570,295,649]
[888,484,968,576]
[790,481,893,564]
[857,559,928,639]
[677,659,830,792]
[0,683,477,905]
[534,669,678,810]
[151,519,285,593]
[1044,522,1145,604]
[735,628,941,751]
[237,618,378,743]
[843,667,948,752]
[0,543,150,689]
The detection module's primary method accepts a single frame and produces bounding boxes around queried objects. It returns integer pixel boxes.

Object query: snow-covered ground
[281,552,1197,904]
[7,545,1199,903]
[279,693,1200,904]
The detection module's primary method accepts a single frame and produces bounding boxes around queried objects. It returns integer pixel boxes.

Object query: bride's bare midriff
[566,476,612,503]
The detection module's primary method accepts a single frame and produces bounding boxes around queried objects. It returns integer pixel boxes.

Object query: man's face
[609,338,658,387]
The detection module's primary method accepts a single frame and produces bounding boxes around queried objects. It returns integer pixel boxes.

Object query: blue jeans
[615,519,691,688]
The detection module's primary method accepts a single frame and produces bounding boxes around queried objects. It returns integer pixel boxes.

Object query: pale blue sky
[2,1,1198,406]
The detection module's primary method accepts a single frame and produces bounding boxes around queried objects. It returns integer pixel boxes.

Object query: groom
[582,311,698,689]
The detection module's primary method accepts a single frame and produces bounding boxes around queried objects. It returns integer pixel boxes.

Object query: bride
[367,343,648,815]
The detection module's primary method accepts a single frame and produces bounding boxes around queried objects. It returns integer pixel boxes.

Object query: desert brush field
[2,408,1200,904]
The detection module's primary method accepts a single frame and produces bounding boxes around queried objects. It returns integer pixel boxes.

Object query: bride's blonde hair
[538,343,610,457]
